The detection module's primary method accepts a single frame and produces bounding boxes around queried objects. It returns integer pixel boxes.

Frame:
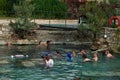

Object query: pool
[0,45,120,80]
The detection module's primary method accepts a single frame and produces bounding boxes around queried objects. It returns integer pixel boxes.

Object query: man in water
[38,40,52,50]
[105,50,114,59]
[79,49,91,62]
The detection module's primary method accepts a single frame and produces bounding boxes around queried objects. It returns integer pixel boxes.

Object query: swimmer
[105,50,114,58]
[45,40,51,49]
[92,52,98,62]
[54,50,63,57]
[67,52,72,62]
[72,50,76,57]
[38,40,52,49]
[79,49,91,62]
[43,54,54,68]
[7,41,11,46]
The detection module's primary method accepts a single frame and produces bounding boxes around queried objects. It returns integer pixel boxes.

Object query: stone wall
[105,27,120,51]
[0,23,38,45]
[0,19,120,49]
[0,19,79,45]
[35,29,79,42]
[0,24,12,45]
[88,27,120,51]
[0,24,11,38]
[0,24,119,48]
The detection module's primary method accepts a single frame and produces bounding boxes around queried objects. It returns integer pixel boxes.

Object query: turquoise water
[0,45,120,80]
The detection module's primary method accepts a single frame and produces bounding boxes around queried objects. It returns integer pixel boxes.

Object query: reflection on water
[0,45,120,80]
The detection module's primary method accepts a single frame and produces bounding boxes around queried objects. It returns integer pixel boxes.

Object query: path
[0,19,78,25]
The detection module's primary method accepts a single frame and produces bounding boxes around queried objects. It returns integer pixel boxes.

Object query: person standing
[44,54,54,68]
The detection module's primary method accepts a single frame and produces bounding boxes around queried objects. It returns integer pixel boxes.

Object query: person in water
[43,54,54,68]
[54,50,63,58]
[72,50,76,57]
[38,40,52,49]
[105,50,114,59]
[92,52,98,62]
[66,52,72,62]
[79,49,91,62]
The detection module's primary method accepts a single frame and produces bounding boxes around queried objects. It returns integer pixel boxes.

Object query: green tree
[32,0,68,19]
[78,1,108,40]
[9,0,36,39]
[109,0,120,15]
[0,0,7,16]
[0,0,20,17]
[6,0,20,16]
[109,0,119,5]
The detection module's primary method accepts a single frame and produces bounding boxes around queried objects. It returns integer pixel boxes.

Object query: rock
[21,58,44,67]
[31,58,44,66]
[97,48,108,51]
[23,39,29,44]
[90,45,98,51]
[99,38,105,43]
[73,77,81,80]
[91,48,108,53]
[0,59,10,64]
[21,61,35,67]
[0,40,6,45]
[0,31,2,34]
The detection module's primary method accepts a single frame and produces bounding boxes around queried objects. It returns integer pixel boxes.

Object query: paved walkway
[0,19,78,25]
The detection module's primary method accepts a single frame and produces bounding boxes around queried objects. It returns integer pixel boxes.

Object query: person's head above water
[38,41,42,45]
[79,49,86,54]
[80,49,85,52]
[45,54,51,61]
[46,40,52,45]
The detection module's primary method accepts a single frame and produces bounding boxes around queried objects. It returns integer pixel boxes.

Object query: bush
[9,0,37,39]
[117,47,120,52]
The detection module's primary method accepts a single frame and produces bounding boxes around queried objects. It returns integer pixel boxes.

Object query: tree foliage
[0,0,7,15]
[109,0,120,15]
[0,0,119,19]
[0,0,68,18]
[32,0,68,19]
[9,0,36,39]
[78,2,108,40]
[5,0,20,16]
[109,0,119,5]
